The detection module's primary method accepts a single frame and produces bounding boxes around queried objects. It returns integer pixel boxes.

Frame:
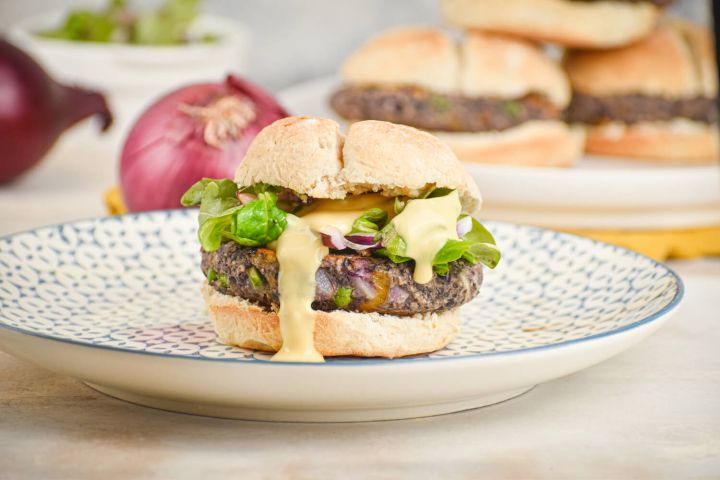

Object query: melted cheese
[391,191,461,284]
[300,194,393,235]
[271,214,328,362]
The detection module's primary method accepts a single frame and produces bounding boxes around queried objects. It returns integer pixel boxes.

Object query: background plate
[0,211,682,421]
[278,76,720,229]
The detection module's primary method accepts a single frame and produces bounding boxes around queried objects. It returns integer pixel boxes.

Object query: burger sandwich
[182,116,501,362]
[564,21,719,163]
[330,26,584,167]
[441,0,669,49]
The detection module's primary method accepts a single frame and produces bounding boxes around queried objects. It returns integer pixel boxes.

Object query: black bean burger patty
[565,93,717,125]
[330,86,561,132]
[201,242,484,316]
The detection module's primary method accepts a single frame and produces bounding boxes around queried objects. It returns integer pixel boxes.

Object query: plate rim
[0,209,685,367]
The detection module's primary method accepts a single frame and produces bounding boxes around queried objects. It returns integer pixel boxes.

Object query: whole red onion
[0,39,113,183]
[120,75,289,212]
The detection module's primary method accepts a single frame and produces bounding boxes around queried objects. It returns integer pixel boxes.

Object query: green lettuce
[374,189,501,275]
[375,223,411,264]
[182,179,287,252]
[350,208,388,234]
[432,216,501,275]
[39,0,211,46]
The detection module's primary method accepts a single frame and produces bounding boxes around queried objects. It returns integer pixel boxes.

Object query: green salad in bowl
[38,0,216,45]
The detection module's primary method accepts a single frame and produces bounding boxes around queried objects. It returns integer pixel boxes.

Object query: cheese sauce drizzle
[391,190,461,284]
[270,191,460,361]
[300,194,393,235]
[271,214,328,362]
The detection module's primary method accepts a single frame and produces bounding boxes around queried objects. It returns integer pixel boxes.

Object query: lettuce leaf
[433,217,500,274]
[350,208,388,234]
[182,179,287,252]
[375,215,500,275]
[232,192,287,245]
[375,223,411,263]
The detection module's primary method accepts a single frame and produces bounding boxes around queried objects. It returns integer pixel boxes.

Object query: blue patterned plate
[0,210,683,421]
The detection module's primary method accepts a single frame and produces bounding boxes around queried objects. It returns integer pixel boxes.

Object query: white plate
[278,76,720,229]
[0,211,682,422]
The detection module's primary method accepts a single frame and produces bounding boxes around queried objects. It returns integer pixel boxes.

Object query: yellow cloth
[104,186,127,216]
[565,227,720,261]
[103,186,720,261]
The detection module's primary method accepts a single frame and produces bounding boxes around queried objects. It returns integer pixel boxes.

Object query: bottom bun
[434,121,585,167]
[584,120,719,164]
[202,283,462,358]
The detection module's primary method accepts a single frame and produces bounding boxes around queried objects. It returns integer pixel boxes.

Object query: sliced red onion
[319,226,346,250]
[344,233,380,250]
[456,216,472,238]
[350,276,376,299]
[237,192,257,204]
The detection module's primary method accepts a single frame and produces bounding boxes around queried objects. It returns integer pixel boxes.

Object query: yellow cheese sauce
[271,214,328,362]
[300,193,393,235]
[391,191,461,284]
[270,191,461,362]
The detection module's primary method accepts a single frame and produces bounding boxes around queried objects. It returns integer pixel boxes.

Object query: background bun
[584,121,719,163]
[564,23,711,98]
[340,25,568,104]
[461,31,570,108]
[340,26,459,94]
[434,121,585,167]
[669,19,718,97]
[441,0,659,49]
[236,116,482,213]
[203,283,461,358]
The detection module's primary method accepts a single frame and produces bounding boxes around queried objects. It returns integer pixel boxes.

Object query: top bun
[461,31,570,107]
[340,26,459,94]
[235,117,482,214]
[340,26,570,108]
[441,0,659,49]
[564,22,717,99]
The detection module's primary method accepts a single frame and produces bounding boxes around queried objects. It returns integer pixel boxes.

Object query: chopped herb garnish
[428,94,452,112]
[206,267,229,288]
[334,287,353,308]
[247,267,264,288]
[502,100,522,119]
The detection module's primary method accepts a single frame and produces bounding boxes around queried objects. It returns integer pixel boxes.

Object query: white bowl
[8,11,250,152]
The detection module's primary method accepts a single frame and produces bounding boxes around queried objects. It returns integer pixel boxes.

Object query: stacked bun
[440,0,668,49]
[564,21,718,163]
[331,27,584,167]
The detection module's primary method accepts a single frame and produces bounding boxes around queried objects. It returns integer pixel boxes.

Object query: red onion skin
[320,227,346,250]
[0,39,113,184]
[120,75,288,212]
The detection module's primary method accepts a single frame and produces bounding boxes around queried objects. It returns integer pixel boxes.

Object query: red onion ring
[456,216,472,238]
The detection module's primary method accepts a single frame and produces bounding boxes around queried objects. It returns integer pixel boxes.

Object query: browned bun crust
[434,121,585,167]
[584,121,719,164]
[441,0,659,49]
[340,26,570,107]
[202,283,461,358]
[564,23,714,98]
